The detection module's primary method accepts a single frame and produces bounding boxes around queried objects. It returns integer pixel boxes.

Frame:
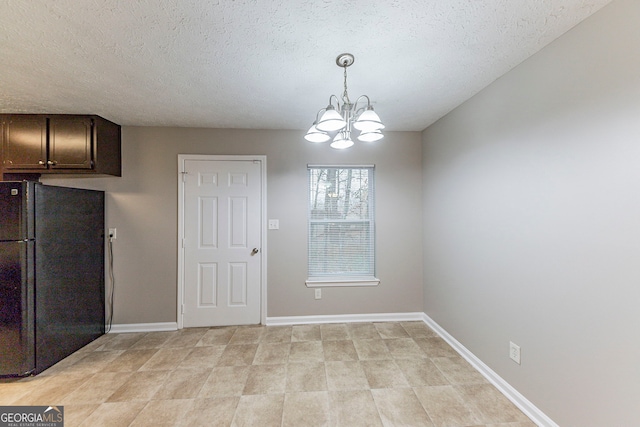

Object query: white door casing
[178,155,266,328]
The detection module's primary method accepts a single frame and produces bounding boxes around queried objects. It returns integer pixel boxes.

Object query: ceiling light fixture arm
[353,95,373,116]
[327,94,341,110]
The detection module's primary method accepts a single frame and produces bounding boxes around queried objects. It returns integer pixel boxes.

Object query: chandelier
[304,53,384,149]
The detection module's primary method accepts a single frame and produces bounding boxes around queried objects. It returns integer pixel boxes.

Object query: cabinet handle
[47,160,58,166]
[39,160,45,165]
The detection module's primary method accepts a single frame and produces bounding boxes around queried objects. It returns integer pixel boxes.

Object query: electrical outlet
[509,341,521,365]
[109,228,117,240]
[314,288,322,300]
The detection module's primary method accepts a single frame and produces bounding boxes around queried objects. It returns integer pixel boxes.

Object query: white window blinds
[308,166,375,279]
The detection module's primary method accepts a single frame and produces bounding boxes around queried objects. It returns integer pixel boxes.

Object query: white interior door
[181,158,263,327]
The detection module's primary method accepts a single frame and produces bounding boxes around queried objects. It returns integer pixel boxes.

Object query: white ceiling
[0,0,612,131]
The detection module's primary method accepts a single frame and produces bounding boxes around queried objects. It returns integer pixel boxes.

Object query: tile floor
[0,322,536,426]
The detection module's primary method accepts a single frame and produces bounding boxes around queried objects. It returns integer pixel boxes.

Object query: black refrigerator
[0,181,105,377]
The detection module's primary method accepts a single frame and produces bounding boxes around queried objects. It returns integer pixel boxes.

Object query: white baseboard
[108,322,178,333]
[265,312,424,326]
[420,313,558,427]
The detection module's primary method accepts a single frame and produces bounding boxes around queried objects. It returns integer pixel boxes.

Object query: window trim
[306,164,379,287]
[305,277,380,288]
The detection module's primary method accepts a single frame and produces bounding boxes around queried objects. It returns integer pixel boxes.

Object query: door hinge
[181,304,185,314]
[182,238,186,248]
[180,171,188,182]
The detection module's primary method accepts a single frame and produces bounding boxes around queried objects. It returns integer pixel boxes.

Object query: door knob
[251,248,259,255]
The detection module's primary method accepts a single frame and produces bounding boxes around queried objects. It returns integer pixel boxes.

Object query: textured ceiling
[0,0,612,131]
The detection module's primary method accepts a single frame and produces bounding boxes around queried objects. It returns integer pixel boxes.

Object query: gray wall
[44,129,424,323]
[421,0,640,425]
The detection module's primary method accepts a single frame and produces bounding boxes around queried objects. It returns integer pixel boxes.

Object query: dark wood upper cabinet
[1,114,121,177]
[49,116,93,170]
[2,115,47,170]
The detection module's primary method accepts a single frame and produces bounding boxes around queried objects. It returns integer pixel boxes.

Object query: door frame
[177,154,267,329]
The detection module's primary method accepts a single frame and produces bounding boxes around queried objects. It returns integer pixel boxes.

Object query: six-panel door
[182,159,262,327]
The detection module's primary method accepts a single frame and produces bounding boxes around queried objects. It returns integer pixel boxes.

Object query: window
[306,165,378,287]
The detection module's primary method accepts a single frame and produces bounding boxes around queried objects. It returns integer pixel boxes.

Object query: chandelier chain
[342,64,351,105]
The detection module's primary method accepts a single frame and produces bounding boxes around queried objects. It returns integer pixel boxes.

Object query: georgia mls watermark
[0,406,63,427]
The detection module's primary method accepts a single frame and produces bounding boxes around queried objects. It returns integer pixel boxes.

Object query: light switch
[268,219,279,230]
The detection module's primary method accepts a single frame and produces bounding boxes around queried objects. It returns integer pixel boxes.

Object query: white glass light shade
[304,125,331,143]
[330,132,354,149]
[316,106,347,132]
[357,129,384,142]
[353,108,385,131]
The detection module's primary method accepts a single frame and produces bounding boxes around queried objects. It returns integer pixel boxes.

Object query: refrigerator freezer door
[0,181,34,241]
[0,240,35,377]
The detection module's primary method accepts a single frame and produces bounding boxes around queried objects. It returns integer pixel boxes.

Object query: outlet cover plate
[509,341,521,364]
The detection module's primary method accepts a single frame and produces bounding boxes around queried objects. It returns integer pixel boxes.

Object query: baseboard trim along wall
[106,314,424,333]
[420,313,558,427]
[108,322,178,333]
[265,312,425,326]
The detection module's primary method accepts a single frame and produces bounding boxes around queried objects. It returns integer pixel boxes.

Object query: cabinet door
[2,116,47,170]
[49,116,93,170]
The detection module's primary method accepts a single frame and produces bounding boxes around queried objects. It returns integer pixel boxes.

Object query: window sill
[305,277,380,288]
